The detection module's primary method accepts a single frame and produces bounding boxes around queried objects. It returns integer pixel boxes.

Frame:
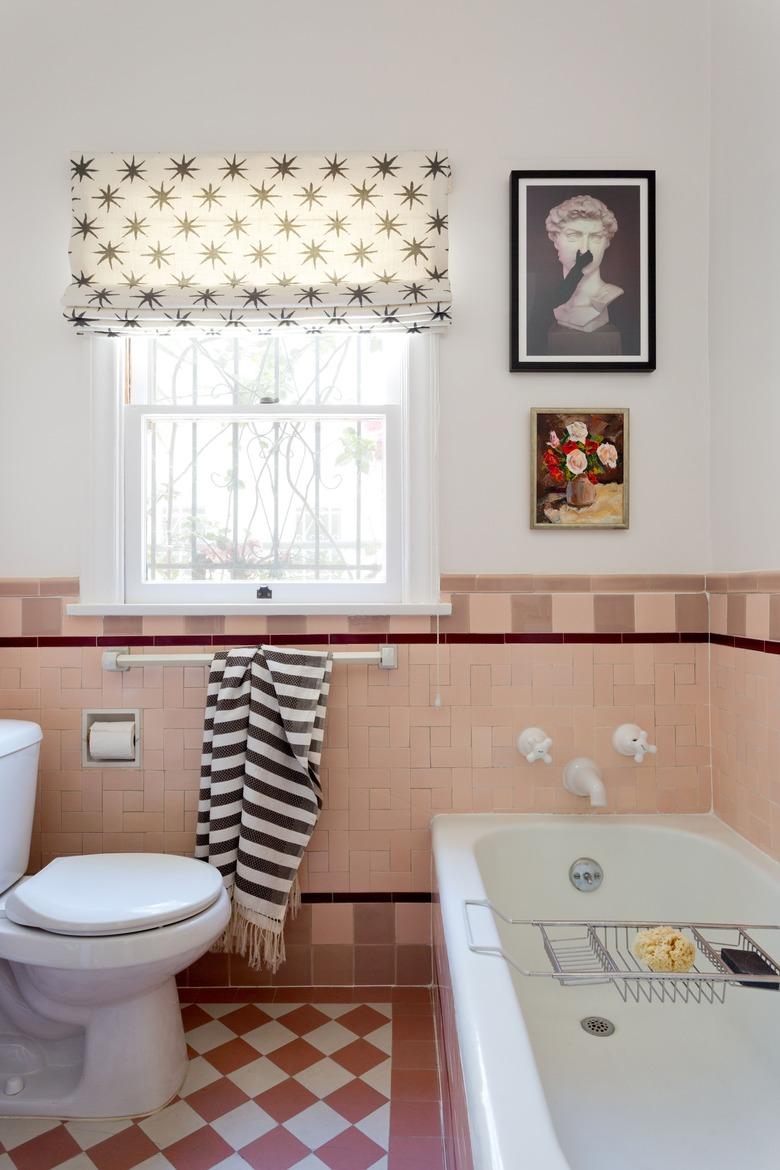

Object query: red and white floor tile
[0,993,443,1170]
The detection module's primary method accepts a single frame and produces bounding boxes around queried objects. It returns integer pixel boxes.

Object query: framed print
[531,408,629,529]
[511,171,655,372]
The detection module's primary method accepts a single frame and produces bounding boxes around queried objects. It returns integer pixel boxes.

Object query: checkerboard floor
[0,991,443,1170]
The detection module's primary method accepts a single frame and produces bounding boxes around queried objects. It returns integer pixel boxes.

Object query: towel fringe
[210,874,302,973]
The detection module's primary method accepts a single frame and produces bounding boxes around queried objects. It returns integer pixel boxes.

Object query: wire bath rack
[464,900,780,1005]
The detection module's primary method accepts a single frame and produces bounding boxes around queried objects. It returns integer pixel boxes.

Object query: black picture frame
[510,170,656,372]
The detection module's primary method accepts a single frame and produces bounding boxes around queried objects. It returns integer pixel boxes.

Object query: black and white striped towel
[196,646,332,971]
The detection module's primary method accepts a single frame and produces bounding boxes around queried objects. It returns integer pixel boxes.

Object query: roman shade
[64,151,451,334]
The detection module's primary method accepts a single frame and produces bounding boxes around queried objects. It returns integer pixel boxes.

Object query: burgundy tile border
[15,631,780,653]
[302,892,433,904]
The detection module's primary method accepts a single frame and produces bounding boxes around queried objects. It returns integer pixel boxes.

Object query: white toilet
[0,720,230,1118]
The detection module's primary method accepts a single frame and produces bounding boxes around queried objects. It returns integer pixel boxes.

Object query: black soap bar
[720,947,779,990]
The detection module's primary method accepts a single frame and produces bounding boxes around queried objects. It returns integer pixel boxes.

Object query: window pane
[144,415,387,583]
[134,332,403,407]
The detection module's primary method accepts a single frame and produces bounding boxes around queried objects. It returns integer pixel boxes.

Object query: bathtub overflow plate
[569,858,603,891]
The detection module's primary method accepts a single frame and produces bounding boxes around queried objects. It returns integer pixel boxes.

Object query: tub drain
[580,1016,615,1037]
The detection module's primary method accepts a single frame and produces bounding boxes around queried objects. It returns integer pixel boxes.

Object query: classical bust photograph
[510,171,655,372]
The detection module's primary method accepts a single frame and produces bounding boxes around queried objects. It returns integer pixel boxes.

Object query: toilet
[0,720,230,1118]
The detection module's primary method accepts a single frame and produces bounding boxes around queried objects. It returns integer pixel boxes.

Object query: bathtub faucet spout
[563,757,607,808]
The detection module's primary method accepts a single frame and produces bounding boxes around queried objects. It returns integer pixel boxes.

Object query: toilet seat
[4,854,224,936]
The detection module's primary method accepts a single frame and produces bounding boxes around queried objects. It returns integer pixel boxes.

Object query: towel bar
[101,646,398,671]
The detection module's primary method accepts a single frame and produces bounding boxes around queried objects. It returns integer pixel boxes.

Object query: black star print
[248,182,278,207]
[300,239,330,267]
[220,155,248,181]
[174,213,201,239]
[197,184,224,207]
[297,183,325,209]
[274,212,301,239]
[428,303,452,323]
[87,287,114,307]
[95,240,126,268]
[401,282,430,302]
[400,236,431,264]
[245,240,274,266]
[71,156,96,182]
[165,310,194,326]
[326,213,350,236]
[425,265,448,283]
[123,213,149,238]
[241,287,269,308]
[324,308,349,326]
[122,270,144,289]
[219,310,246,327]
[369,154,400,179]
[94,185,124,210]
[223,270,247,288]
[65,309,94,327]
[225,213,249,238]
[427,211,448,235]
[143,241,175,269]
[191,288,219,307]
[166,155,198,182]
[376,212,404,237]
[346,284,374,305]
[73,214,99,239]
[397,182,425,208]
[320,154,349,181]
[297,286,323,305]
[268,154,299,179]
[115,311,141,328]
[72,270,94,287]
[199,240,226,267]
[373,307,401,323]
[269,308,298,326]
[422,153,449,179]
[119,156,146,183]
[350,181,378,207]
[147,183,178,210]
[347,239,376,266]
[135,288,165,308]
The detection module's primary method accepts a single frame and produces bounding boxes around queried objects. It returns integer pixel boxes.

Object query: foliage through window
[124,333,405,601]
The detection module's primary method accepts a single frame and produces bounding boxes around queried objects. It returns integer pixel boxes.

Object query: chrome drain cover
[581,1016,615,1037]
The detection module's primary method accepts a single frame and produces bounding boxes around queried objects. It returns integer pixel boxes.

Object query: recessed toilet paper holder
[81,709,141,769]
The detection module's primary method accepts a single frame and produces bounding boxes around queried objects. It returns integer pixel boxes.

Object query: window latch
[256,586,273,600]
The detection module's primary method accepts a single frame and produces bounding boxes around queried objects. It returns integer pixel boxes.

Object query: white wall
[709,0,780,571]
[0,0,712,578]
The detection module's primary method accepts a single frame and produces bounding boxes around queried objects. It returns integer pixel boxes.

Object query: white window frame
[73,333,446,617]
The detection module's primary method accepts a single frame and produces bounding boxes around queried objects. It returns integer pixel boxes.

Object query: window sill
[67,602,452,618]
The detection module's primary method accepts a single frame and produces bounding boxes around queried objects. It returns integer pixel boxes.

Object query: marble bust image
[545,194,623,333]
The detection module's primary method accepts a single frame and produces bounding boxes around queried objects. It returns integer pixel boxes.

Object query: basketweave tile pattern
[0,995,443,1170]
[0,640,711,887]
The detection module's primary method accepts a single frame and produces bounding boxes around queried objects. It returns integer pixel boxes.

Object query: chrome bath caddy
[464,900,780,1005]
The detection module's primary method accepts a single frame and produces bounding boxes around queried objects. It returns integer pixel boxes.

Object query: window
[82,331,439,611]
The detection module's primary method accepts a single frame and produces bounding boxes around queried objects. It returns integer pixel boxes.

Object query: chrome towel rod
[102,646,398,672]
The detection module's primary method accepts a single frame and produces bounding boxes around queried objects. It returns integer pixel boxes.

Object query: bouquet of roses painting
[543,420,618,486]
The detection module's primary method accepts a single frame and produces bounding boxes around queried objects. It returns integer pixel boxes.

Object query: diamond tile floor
[0,990,443,1170]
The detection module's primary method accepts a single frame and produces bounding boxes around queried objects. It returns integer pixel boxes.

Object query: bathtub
[432,814,780,1170]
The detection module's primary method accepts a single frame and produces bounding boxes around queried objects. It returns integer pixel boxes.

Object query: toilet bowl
[0,720,230,1118]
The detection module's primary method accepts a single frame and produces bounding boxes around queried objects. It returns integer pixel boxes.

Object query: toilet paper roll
[88,720,136,761]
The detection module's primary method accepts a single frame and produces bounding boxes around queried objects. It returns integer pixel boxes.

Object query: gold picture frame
[530,407,629,529]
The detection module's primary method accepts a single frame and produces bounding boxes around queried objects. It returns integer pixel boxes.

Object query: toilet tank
[0,721,42,894]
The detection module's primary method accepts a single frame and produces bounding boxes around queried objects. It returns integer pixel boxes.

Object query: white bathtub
[433,814,780,1170]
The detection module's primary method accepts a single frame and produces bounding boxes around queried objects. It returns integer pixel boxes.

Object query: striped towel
[196,646,332,971]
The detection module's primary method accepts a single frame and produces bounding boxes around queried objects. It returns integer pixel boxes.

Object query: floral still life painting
[531,408,629,528]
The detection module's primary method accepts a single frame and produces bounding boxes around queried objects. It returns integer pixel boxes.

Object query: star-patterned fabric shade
[64,151,451,334]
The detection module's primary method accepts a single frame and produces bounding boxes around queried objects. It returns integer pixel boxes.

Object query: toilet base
[0,973,188,1118]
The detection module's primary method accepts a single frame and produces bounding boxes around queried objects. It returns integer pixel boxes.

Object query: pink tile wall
[0,641,711,885]
[711,642,780,860]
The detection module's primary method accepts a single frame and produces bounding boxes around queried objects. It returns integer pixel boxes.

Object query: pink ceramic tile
[551,594,594,633]
[634,593,676,632]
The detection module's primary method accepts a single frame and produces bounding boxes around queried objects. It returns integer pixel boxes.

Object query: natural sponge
[632,926,696,973]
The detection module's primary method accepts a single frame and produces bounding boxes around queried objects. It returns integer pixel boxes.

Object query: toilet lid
[4,854,224,936]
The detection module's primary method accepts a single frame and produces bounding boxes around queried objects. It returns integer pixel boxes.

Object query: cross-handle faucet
[612,723,657,764]
[517,727,553,765]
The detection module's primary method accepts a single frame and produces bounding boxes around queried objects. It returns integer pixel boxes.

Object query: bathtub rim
[432,812,780,1170]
